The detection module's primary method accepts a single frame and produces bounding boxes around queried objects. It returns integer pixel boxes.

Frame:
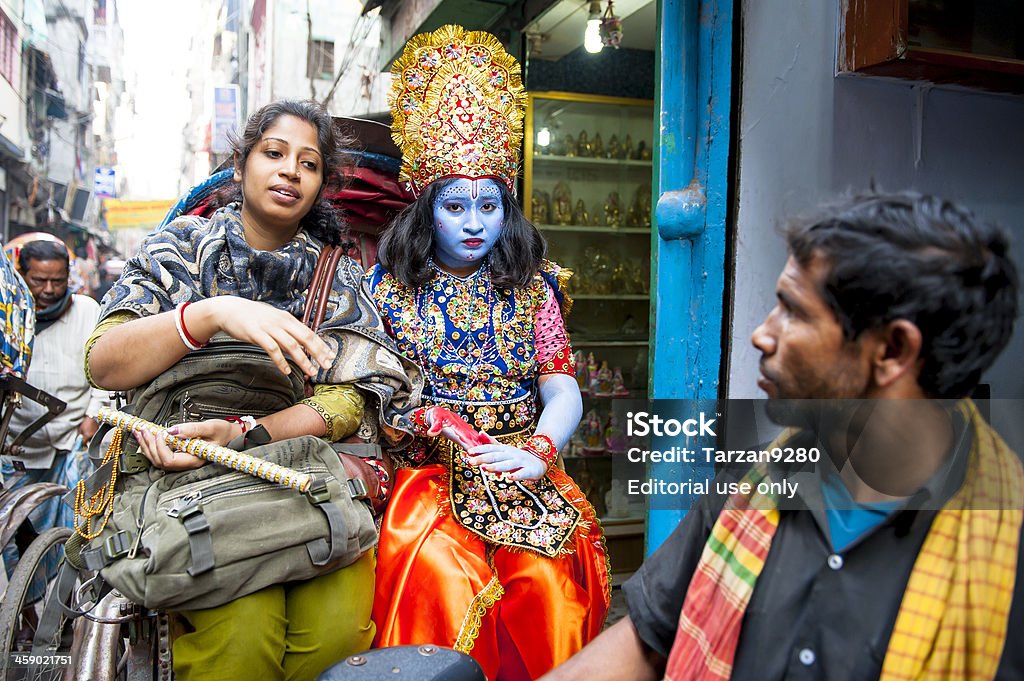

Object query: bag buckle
[347,478,369,500]
[119,451,149,474]
[304,477,332,505]
[103,530,132,561]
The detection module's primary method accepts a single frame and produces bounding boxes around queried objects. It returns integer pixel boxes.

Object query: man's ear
[872,319,924,390]
[232,153,242,183]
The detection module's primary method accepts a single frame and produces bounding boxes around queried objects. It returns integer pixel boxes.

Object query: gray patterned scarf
[101,205,421,442]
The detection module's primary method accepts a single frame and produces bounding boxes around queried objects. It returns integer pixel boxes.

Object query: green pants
[172,551,376,681]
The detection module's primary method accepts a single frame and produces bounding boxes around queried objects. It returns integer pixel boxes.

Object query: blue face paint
[432,178,504,275]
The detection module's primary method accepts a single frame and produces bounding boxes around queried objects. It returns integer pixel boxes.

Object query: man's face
[23,258,69,307]
[751,255,872,408]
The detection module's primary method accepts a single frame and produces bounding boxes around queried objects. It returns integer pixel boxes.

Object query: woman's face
[236,114,323,236]
[431,178,504,276]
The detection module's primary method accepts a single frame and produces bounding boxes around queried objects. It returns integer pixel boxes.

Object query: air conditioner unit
[65,186,93,222]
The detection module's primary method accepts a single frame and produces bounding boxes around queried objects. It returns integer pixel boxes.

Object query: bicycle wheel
[0,526,73,681]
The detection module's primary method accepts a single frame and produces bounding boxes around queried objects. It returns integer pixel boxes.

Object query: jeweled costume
[368,25,610,681]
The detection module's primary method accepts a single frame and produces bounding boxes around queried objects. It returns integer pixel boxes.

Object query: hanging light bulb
[584,1,603,54]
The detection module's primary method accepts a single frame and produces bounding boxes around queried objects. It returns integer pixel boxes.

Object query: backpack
[66,245,379,610]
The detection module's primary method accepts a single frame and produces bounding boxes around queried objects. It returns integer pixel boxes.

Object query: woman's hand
[192,297,334,378]
[467,443,549,481]
[134,419,239,472]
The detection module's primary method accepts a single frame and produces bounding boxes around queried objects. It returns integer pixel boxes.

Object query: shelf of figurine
[536,131,653,162]
[557,247,651,297]
[564,408,646,459]
[574,351,639,399]
[532,183,652,231]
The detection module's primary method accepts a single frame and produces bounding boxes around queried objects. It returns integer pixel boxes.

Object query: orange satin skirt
[372,464,611,681]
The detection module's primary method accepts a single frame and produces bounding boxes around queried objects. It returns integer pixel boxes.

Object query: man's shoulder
[70,293,101,320]
[71,293,100,311]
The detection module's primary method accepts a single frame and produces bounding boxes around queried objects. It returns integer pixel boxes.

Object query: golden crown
[389,25,527,195]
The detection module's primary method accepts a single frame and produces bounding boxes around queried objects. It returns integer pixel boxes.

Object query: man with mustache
[541,192,1023,681]
[5,239,108,529]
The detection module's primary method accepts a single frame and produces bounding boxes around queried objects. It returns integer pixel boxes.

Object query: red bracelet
[222,415,256,433]
[365,459,391,502]
[176,302,207,350]
[410,407,433,437]
[524,433,558,467]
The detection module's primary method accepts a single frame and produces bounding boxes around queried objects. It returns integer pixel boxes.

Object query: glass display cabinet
[524,91,654,573]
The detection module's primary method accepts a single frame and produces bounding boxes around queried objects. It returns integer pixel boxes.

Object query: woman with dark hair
[366,26,610,681]
[86,99,419,681]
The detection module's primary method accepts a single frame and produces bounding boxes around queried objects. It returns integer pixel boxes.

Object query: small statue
[572,198,590,226]
[622,134,634,160]
[531,190,550,224]
[591,132,604,159]
[626,196,642,228]
[612,367,630,396]
[627,184,652,228]
[634,140,651,161]
[639,183,652,227]
[582,409,605,453]
[629,353,647,391]
[610,262,629,292]
[573,350,589,393]
[577,130,591,157]
[586,352,599,378]
[595,361,614,396]
[604,480,630,518]
[603,191,622,228]
[552,182,573,225]
[564,133,577,157]
[632,261,650,294]
[606,134,621,160]
[604,413,629,453]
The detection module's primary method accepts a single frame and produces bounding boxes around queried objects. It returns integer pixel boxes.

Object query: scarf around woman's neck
[665,399,1023,681]
[101,205,422,441]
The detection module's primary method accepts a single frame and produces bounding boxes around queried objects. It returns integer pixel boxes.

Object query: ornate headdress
[389,25,527,196]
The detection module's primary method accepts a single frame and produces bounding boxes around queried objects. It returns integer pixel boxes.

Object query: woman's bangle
[222,415,257,433]
[365,458,391,503]
[524,433,558,467]
[175,302,207,351]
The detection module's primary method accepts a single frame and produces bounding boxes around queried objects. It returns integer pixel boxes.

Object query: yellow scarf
[880,399,1023,680]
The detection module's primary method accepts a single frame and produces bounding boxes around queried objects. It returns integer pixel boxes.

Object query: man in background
[5,239,108,530]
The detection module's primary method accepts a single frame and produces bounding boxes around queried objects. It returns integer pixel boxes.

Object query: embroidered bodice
[366,259,581,558]
[367,261,573,439]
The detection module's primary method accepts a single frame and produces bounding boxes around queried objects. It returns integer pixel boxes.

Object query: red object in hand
[424,406,493,449]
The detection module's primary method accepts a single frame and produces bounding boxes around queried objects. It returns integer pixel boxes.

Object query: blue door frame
[647,0,733,553]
